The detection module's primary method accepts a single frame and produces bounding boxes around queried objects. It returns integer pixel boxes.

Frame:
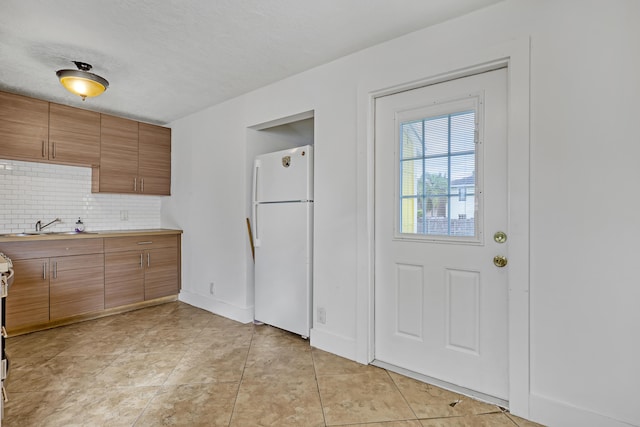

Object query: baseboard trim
[178,290,253,324]
[530,393,637,427]
[309,327,357,361]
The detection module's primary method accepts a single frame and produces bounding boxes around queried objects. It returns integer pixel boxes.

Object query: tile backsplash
[0,159,161,234]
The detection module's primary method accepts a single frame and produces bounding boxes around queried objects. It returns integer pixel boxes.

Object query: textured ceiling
[0,0,503,125]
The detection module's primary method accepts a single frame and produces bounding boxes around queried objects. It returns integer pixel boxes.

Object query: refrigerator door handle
[253,159,261,247]
[253,159,261,204]
[253,203,261,247]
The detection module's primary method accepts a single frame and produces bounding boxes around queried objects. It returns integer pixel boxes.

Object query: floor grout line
[310,348,329,427]
[226,321,256,427]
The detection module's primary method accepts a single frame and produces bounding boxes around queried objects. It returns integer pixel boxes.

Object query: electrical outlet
[209,282,215,295]
[317,307,326,324]
[120,210,129,221]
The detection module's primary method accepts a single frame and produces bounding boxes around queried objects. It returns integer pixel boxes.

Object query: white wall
[0,159,161,233]
[164,1,640,426]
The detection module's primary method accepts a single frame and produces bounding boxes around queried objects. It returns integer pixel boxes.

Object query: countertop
[0,228,183,243]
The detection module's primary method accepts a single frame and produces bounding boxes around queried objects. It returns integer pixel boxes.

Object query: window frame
[393,93,485,245]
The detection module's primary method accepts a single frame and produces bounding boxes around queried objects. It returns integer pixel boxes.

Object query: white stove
[0,253,12,424]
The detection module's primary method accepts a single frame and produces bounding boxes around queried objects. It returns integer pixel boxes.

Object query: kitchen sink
[0,231,99,237]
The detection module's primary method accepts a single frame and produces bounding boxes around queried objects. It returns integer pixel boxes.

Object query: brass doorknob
[493,255,508,268]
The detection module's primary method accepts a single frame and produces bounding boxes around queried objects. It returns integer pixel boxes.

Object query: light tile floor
[4,302,544,426]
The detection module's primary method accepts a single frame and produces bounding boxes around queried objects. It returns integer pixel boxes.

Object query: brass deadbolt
[494,231,507,243]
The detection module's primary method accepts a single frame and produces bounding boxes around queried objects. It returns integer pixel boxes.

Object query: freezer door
[253,145,313,203]
[254,202,312,337]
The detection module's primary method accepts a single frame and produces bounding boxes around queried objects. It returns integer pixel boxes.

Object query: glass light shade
[56,69,109,100]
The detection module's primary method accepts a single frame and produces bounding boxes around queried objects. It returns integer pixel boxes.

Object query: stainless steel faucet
[35,218,61,232]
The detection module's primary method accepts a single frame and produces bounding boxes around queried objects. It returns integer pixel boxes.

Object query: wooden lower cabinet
[4,240,105,331]
[6,253,105,329]
[105,250,145,308]
[49,253,105,320]
[144,245,179,300]
[5,258,49,331]
[2,232,180,334]
[104,234,180,307]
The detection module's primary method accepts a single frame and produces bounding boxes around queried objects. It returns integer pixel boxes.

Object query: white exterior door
[374,68,509,400]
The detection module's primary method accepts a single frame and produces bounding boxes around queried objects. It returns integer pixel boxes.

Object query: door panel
[49,254,104,320]
[446,269,480,353]
[98,114,139,193]
[105,250,145,308]
[5,258,49,331]
[0,91,49,162]
[375,69,508,399]
[138,123,171,195]
[49,103,101,166]
[144,246,179,300]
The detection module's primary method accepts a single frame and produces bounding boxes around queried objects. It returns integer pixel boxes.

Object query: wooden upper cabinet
[0,91,49,161]
[138,123,171,195]
[93,118,171,195]
[94,114,139,193]
[0,90,170,194]
[49,103,101,166]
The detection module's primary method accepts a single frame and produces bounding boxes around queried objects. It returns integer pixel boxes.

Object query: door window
[397,96,482,241]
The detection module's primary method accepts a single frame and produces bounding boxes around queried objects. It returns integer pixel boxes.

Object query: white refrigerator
[252,145,313,337]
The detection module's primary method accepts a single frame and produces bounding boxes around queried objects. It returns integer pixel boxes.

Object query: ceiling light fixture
[56,61,109,101]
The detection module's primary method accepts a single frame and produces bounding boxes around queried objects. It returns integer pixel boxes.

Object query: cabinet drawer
[104,234,177,252]
[0,238,104,260]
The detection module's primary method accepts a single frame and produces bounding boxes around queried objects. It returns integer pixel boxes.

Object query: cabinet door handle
[140,253,143,268]
[134,177,137,192]
[52,142,56,158]
[141,178,144,193]
[2,385,7,403]
[42,140,46,158]
[137,241,153,245]
[43,262,47,280]
[147,253,150,267]
[54,261,58,279]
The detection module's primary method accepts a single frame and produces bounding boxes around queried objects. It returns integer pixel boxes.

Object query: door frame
[355,38,531,417]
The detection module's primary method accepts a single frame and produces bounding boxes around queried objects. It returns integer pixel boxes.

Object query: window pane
[401,121,423,159]
[425,115,448,156]
[450,196,475,236]
[424,158,448,196]
[400,159,423,197]
[450,111,475,153]
[450,154,475,184]
[424,196,449,235]
[401,197,418,234]
[450,154,475,237]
